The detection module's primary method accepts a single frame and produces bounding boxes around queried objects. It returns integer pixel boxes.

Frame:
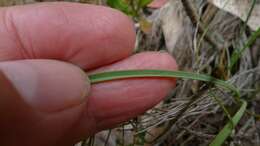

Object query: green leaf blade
[89,69,245,146]
[107,0,131,14]
[209,100,247,146]
[88,69,240,98]
[229,27,260,70]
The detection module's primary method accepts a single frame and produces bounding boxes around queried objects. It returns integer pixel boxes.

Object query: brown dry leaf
[160,1,186,51]
[158,1,194,69]
[208,0,260,30]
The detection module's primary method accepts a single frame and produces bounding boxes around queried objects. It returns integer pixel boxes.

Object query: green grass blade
[209,100,247,146]
[229,27,260,69]
[107,0,131,14]
[88,70,240,98]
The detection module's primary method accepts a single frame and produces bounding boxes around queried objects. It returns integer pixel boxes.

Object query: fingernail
[0,60,90,113]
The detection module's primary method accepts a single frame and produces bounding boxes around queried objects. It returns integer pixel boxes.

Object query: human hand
[0,2,177,146]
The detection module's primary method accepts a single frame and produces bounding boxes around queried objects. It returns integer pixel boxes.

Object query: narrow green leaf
[107,0,131,14]
[229,27,260,70]
[209,100,247,146]
[89,69,244,145]
[88,70,240,99]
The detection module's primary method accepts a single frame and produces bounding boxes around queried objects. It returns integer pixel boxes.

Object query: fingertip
[91,51,178,73]
[147,51,178,71]
[148,0,168,8]
[81,52,178,130]
[0,2,136,69]
[100,5,136,57]
[0,60,90,113]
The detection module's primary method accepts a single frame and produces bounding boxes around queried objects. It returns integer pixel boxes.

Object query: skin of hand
[148,0,168,8]
[0,2,178,146]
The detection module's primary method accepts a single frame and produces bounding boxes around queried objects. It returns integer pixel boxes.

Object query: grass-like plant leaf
[89,70,240,99]
[107,0,131,14]
[209,100,247,146]
[89,69,245,145]
[229,27,260,70]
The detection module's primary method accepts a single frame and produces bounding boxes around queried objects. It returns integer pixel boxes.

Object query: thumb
[0,59,90,146]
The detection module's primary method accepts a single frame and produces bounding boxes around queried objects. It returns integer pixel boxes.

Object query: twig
[182,127,215,139]
[104,130,112,146]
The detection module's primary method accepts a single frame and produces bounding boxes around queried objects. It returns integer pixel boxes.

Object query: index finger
[0,2,135,69]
